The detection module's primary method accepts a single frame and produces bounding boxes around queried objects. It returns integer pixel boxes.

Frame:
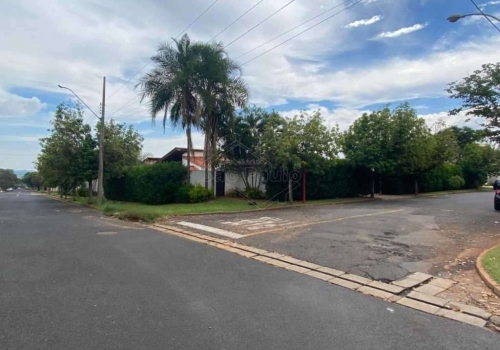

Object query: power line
[236,0,352,60]
[108,95,141,118]
[469,0,500,34]
[225,0,296,48]
[210,0,265,41]
[242,0,363,66]
[106,0,220,102]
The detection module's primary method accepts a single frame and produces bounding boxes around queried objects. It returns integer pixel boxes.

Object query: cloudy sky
[1,0,499,170]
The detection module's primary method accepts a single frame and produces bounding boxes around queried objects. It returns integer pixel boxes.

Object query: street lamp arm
[462,13,500,23]
[57,85,100,119]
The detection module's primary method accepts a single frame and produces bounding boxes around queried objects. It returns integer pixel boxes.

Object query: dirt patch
[439,269,500,316]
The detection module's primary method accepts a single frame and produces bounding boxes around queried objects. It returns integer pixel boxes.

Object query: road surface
[0,191,497,349]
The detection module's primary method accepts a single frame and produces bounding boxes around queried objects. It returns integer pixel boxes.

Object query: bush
[244,186,265,199]
[76,186,88,197]
[188,184,213,203]
[104,162,187,205]
[449,175,465,190]
[175,184,194,203]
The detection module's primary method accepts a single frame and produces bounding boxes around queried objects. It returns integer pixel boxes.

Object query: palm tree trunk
[204,132,209,189]
[212,129,216,197]
[186,126,191,184]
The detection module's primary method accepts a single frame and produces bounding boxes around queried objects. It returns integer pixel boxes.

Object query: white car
[6,188,14,192]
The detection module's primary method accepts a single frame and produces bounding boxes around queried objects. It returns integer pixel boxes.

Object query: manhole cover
[96,231,117,235]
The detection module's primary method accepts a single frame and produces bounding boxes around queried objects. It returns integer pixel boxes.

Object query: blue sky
[1,0,499,170]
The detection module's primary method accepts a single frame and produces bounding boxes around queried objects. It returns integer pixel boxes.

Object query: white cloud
[0,91,46,118]
[344,15,382,28]
[374,23,428,39]
[481,1,500,7]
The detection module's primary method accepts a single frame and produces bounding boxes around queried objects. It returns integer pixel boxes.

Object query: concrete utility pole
[98,76,106,206]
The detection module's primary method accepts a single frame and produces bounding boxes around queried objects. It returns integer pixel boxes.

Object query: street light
[58,79,106,206]
[447,13,500,23]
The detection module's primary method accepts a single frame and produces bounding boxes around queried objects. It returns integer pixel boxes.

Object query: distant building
[159,147,205,171]
[142,157,160,165]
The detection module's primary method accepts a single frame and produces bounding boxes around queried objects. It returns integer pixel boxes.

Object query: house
[158,147,265,197]
[142,157,160,165]
[159,147,205,171]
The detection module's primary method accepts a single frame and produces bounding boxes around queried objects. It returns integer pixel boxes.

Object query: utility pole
[98,76,106,206]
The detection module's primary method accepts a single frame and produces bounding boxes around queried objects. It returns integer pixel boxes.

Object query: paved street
[165,192,500,281]
[1,191,498,349]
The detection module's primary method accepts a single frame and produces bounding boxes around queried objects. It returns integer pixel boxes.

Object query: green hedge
[105,162,187,205]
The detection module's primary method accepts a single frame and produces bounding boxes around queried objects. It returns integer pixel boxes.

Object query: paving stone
[392,278,422,289]
[232,249,257,258]
[316,266,344,277]
[341,274,372,285]
[446,301,492,320]
[262,252,285,259]
[265,259,294,269]
[283,264,311,274]
[388,295,403,303]
[397,298,440,315]
[305,270,335,281]
[407,272,433,284]
[357,286,394,300]
[329,278,362,290]
[230,243,267,255]
[368,281,405,294]
[252,255,273,262]
[413,284,446,296]
[428,278,456,290]
[407,291,449,307]
[293,260,322,270]
[437,309,487,328]
[277,256,303,265]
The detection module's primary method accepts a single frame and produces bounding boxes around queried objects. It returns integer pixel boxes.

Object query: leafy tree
[459,143,497,189]
[22,172,43,190]
[138,34,206,183]
[342,106,394,197]
[447,63,500,144]
[219,106,270,191]
[37,103,93,198]
[432,128,460,164]
[258,111,338,203]
[446,126,486,160]
[391,103,435,195]
[97,120,143,182]
[0,169,17,190]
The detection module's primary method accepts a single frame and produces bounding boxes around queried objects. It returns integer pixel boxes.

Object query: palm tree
[196,43,249,194]
[137,34,204,183]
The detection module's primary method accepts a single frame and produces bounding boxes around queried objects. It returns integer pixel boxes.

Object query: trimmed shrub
[449,175,465,190]
[188,184,213,203]
[175,184,194,203]
[104,162,187,204]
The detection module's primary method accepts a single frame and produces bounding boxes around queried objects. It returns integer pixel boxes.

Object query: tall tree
[460,143,499,189]
[447,63,500,144]
[391,103,435,195]
[258,111,338,203]
[22,172,43,190]
[196,41,249,193]
[97,120,143,181]
[37,103,92,198]
[0,169,17,190]
[138,34,205,183]
[342,106,394,197]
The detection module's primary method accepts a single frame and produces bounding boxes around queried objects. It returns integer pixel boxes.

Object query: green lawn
[482,246,500,284]
[50,195,372,222]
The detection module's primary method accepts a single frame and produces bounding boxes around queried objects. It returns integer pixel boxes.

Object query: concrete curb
[476,244,500,298]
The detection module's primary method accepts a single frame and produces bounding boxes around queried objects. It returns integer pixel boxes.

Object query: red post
[302,171,306,204]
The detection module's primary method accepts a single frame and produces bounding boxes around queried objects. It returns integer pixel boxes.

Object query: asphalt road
[1,191,498,349]
[167,191,500,281]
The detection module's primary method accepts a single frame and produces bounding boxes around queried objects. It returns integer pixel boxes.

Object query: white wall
[189,170,265,196]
